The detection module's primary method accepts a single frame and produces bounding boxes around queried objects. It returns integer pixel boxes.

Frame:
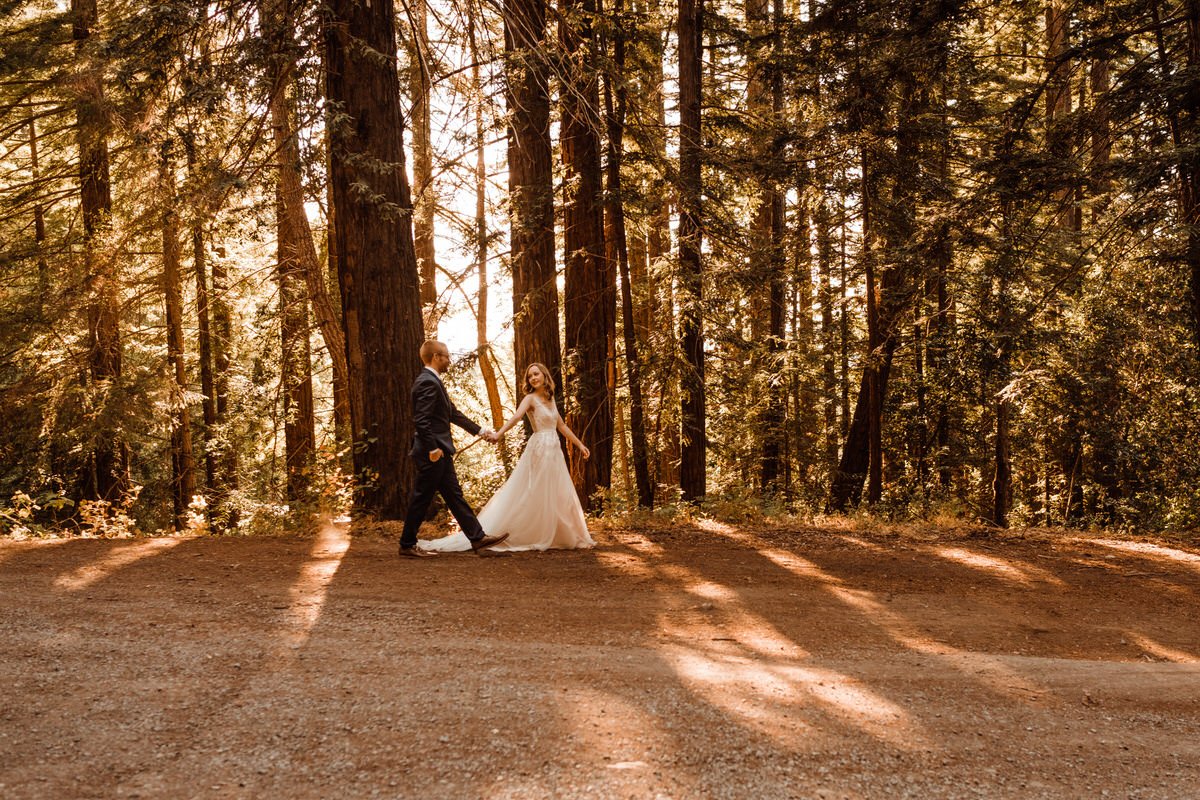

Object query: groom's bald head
[420,340,449,366]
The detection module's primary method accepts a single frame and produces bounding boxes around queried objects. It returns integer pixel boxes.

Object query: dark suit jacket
[410,368,481,458]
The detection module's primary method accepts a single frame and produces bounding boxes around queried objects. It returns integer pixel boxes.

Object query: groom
[399,340,509,558]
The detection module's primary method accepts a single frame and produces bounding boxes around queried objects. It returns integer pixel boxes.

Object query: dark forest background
[2,0,1198,536]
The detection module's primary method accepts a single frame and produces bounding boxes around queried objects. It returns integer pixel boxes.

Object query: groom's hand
[429,448,443,462]
[482,430,500,443]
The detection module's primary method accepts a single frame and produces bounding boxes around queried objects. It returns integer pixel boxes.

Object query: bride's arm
[555,406,591,459]
[494,394,533,438]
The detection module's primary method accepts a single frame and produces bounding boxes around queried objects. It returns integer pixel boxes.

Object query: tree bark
[262,0,350,453]
[160,144,196,528]
[560,0,613,510]
[816,196,839,473]
[505,0,563,395]
[325,0,424,518]
[678,0,706,502]
[466,1,510,471]
[184,134,217,498]
[748,0,787,493]
[602,0,653,508]
[27,106,48,310]
[993,391,1011,527]
[73,0,129,503]
[407,0,439,331]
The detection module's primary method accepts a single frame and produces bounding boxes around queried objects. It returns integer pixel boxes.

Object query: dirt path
[2,523,1198,799]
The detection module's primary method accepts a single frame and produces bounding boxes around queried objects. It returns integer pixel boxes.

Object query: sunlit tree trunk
[466,2,510,470]
[816,196,839,474]
[183,134,217,499]
[644,4,679,496]
[262,0,350,463]
[325,0,424,518]
[27,106,48,310]
[160,144,196,528]
[604,0,653,508]
[748,0,787,492]
[73,0,129,503]
[407,0,439,332]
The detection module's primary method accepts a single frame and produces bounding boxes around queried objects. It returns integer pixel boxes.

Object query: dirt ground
[1,521,1198,800]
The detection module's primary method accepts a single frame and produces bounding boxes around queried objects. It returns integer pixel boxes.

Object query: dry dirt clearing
[2,523,1199,799]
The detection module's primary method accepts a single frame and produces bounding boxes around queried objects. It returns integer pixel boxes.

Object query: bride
[418,363,595,552]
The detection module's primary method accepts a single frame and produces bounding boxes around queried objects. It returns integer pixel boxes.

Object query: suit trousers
[401,455,485,548]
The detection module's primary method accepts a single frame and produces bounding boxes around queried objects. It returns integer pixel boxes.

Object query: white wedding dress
[419,397,594,552]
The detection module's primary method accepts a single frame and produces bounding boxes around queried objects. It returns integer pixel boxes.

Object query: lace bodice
[529,398,559,433]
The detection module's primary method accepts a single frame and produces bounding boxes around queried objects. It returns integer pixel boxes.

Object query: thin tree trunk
[467,1,510,471]
[678,0,705,502]
[561,0,613,510]
[325,0,425,518]
[863,148,883,506]
[1046,0,1084,521]
[748,0,787,492]
[160,144,196,528]
[211,237,240,525]
[276,179,317,502]
[408,0,439,331]
[27,106,48,310]
[184,134,217,498]
[604,0,653,508]
[817,196,838,473]
[505,0,563,394]
[262,0,351,451]
[646,10,678,496]
[993,390,1011,527]
[1188,0,1200,353]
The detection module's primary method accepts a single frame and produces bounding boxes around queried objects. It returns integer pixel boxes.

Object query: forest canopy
[1,0,1198,535]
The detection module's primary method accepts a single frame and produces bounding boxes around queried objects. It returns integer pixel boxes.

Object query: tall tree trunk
[27,106,48,310]
[992,389,1011,527]
[407,0,439,331]
[561,0,613,510]
[262,0,350,454]
[1046,0,1084,521]
[184,134,217,499]
[160,144,196,528]
[211,239,240,525]
[73,0,128,503]
[1188,0,1200,353]
[466,1,510,471]
[1046,0,1077,234]
[603,0,653,508]
[678,0,705,502]
[645,8,678,496]
[276,180,317,502]
[325,0,424,518]
[816,195,839,474]
[505,0,562,394]
[748,0,786,492]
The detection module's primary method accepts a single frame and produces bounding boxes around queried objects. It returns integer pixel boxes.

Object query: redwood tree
[561,0,613,509]
[325,0,424,518]
[505,0,562,393]
[678,0,706,502]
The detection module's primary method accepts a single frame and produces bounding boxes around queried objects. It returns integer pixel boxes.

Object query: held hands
[482,429,500,444]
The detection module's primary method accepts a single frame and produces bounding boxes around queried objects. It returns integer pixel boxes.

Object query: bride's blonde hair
[524,363,555,398]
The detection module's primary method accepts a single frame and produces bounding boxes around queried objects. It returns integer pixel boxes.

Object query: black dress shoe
[398,545,437,559]
[469,532,509,553]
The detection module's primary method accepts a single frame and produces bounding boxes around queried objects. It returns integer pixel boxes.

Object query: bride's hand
[579,444,590,459]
